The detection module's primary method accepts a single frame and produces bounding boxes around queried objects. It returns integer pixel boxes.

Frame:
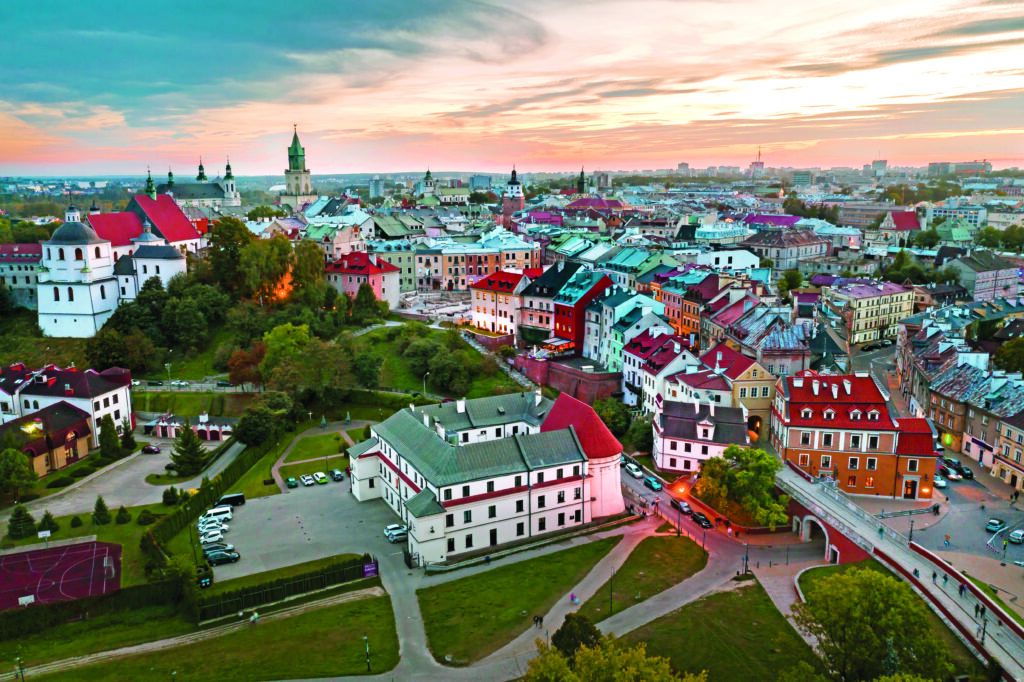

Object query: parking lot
[197,479,404,581]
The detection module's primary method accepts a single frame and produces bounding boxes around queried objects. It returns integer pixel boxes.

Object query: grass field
[966,575,1024,628]
[624,580,825,681]
[149,326,233,381]
[417,536,621,665]
[799,560,986,679]
[0,309,88,370]
[279,456,349,481]
[204,554,361,597]
[132,391,255,417]
[576,535,707,623]
[1,502,172,586]
[225,424,314,500]
[0,605,194,668]
[346,427,369,444]
[38,593,399,681]
[282,432,348,463]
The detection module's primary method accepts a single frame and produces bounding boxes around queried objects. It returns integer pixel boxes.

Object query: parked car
[986,518,1007,533]
[384,524,407,538]
[285,477,298,488]
[937,465,961,481]
[669,498,692,515]
[202,542,234,555]
[197,522,228,534]
[624,462,643,479]
[386,528,408,543]
[207,550,241,566]
[300,474,315,487]
[199,530,224,544]
[147,380,164,387]
[171,380,189,387]
[329,469,344,482]
[862,342,882,351]
[690,512,713,529]
[313,472,329,485]
[878,339,894,347]
[216,380,232,387]
[934,475,947,489]
[217,493,245,507]
[1010,529,1024,544]
[142,445,160,454]
[164,462,176,471]
[643,476,663,492]
[131,380,141,387]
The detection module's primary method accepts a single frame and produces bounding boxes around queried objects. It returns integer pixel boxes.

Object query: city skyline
[2,0,1024,175]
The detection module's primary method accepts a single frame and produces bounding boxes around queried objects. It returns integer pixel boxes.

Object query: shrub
[92,457,114,468]
[115,506,131,525]
[71,466,96,478]
[70,515,83,528]
[497,345,517,359]
[92,496,111,526]
[137,509,157,526]
[18,494,39,503]
[162,486,179,506]
[36,511,60,533]
[6,506,37,540]
[362,424,372,440]
[46,476,75,489]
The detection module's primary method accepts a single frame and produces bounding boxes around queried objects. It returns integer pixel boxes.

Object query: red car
[142,445,160,454]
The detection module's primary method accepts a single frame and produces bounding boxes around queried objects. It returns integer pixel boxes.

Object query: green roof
[347,437,379,457]
[415,392,553,431]
[405,489,446,518]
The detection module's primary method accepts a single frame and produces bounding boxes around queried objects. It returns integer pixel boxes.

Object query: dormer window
[823,409,835,420]
[868,410,880,421]
[850,410,861,421]
[801,408,813,419]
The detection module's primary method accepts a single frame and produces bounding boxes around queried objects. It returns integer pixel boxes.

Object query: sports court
[0,541,122,612]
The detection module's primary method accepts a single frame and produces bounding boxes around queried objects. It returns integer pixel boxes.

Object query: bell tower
[281,125,316,212]
[502,168,525,230]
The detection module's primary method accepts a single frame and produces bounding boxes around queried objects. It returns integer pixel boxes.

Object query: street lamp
[363,634,370,672]
[423,371,430,396]
[609,568,615,617]
[184,503,199,566]
[165,363,172,383]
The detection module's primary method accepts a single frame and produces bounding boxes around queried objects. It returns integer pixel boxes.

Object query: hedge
[197,554,374,621]
[0,578,183,641]
[347,389,436,410]
[46,476,75,489]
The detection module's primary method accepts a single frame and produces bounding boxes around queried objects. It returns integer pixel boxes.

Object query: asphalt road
[912,476,1024,562]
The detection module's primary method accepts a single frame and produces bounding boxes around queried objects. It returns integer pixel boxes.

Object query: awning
[542,337,573,347]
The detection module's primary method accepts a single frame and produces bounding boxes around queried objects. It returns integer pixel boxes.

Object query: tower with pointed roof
[222,158,237,199]
[196,159,208,182]
[166,169,174,189]
[576,167,586,196]
[502,168,525,230]
[421,169,436,197]
[281,126,316,213]
[144,170,156,200]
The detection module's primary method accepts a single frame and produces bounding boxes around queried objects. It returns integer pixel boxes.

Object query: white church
[38,205,187,338]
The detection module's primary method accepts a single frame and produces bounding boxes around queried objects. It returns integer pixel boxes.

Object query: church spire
[288,126,306,172]
[577,167,586,195]
[144,168,156,199]
[167,168,174,188]
[224,157,234,180]
[197,158,207,182]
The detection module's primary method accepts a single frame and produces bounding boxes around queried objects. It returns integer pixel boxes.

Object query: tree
[594,398,631,437]
[115,505,131,524]
[291,240,328,309]
[994,337,1024,373]
[759,257,774,269]
[403,338,442,370]
[260,323,311,382]
[694,445,788,529]
[911,229,940,249]
[551,613,603,664]
[92,495,111,525]
[0,448,38,500]
[354,350,383,389]
[240,234,293,304]
[626,419,654,453]
[246,205,287,221]
[162,486,179,506]
[98,415,121,460]
[119,419,136,452]
[227,341,266,390]
[977,226,1003,249]
[70,515,83,528]
[6,505,37,539]
[525,638,700,682]
[85,327,160,374]
[164,297,208,349]
[36,510,60,533]
[170,422,207,477]
[207,217,256,293]
[235,404,277,446]
[0,282,14,316]
[351,282,380,325]
[792,568,952,681]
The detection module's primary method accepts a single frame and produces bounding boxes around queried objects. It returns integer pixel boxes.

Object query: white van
[201,506,233,523]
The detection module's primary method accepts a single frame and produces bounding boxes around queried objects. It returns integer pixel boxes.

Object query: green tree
[694,445,788,529]
[759,257,774,269]
[351,282,380,325]
[119,419,137,452]
[403,338,442,370]
[85,327,160,374]
[115,505,131,524]
[165,297,208,349]
[162,486,179,506]
[354,350,383,389]
[626,419,654,453]
[98,415,121,460]
[994,337,1024,373]
[260,323,311,382]
[207,217,256,293]
[240,234,293,304]
[0,282,14,316]
[912,229,940,249]
[0,448,38,500]
[36,510,60,533]
[977,226,1003,249]
[594,398,631,437]
[92,495,111,525]
[551,613,603,665]
[235,404,277,446]
[291,239,328,309]
[70,515,83,528]
[525,639,700,682]
[246,205,287,221]
[792,568,952,681]
[6,505,37,539]
[170,422,207,477]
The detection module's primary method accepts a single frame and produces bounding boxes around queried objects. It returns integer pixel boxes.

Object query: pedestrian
[942,574,949,587]
[913,568,920,578]
[981,605,986,619]
[878,526,885,539]
[728,527,733,538]
[959,583,966,597]
[932,571,937,584]
[944,534,951,549]
[975,604,980,618]
[249,611,259,625]
[533,615,539,628]
[538,615,543,629]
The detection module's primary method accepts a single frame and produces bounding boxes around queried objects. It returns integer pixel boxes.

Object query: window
[850,435,861,448]
[701,445,708,455]
[762,386,770,397]
[538,495,546,509]
[74,248,83,260]
[801,408,812,418]
[463,510,472,523]
[558,512,565,526]
[847,475,856,487]
[574,487,581,499]
[557,468,563,479]
[701,428,709,438]
[462,485,470,497]
[94,400,100,411]
[58,248,65,260]
[461,432,468,443]
[369,479,374,488]
[868,435,879,449]
[67,287,74,302]
[824,409,835,420]
[103,397,110,408]
[487,481,494,493]
[821,455,832,469]
[907,459,918,472]
[443,489,452,501]
[573,465,580,476]
[557,490,565,503]
[447,538,455,552]
[849,457,859,470]
[100,285,106,299]
[798,453,810,466]
[800,432,811,446]
[516,522,525,536]
[538,517,546,531]
[537,472,544,484]
[516,499,524,512]
[867,457,877,471]
[488,505,496,519]
[515,475,522,487]
[850,410,861,420]
[739,388,747,398]
[465,535,473,549]
[752,369,758,378]
[822,433,833,447]
[868,410,879,421]
[95,246,101,259]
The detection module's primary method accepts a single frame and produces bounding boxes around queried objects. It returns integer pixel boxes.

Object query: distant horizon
[3,0,1024,175]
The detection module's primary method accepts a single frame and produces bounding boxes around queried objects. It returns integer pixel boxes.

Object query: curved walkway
[269,420,374,493]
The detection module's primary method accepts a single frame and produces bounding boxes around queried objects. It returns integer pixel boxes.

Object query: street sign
[18,595,34,606]
[37,530,51,538]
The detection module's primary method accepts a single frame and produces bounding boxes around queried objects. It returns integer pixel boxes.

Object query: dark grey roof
[405,489,445,518]
[113,255,135,276]
[158,182,225,200]
[134,244,185,260]
[48,221,105,245]
[657,401,749,445]
[521,261,583,298]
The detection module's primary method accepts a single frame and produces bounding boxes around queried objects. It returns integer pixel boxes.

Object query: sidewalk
[943,551,1024,621]
[751,559,827,649]
[269,420,374,492]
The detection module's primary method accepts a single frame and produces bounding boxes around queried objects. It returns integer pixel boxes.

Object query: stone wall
[514,355,621,404]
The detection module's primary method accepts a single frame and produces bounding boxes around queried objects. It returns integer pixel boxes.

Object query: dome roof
[48,221,106,245]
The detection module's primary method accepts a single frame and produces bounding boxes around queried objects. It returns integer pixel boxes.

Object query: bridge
[778,463,1024,680]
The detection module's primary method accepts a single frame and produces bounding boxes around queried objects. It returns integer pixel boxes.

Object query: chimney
[456,398,466,414]
[693,398,699,414]
[534,388,542,406]
[709,401,715,417]
[843,379,851,395]
[812,380,819,395]
[831,383,838,399]
[423,412,430,428]
[64,383,73,396]
[435,421,445,439]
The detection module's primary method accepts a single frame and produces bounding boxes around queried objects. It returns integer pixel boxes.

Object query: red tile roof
[470,270,525,293]
[668,369,730,391]
[325,251,399,275]
[0,244,42,263]
[888,211,920,231]
[541,393,622,460]
[133,195,202,244]
[87,211,145,247]
[700,342,756,380]
[710,295,760,326]
[624,330,681,361]
[781,373,895,430]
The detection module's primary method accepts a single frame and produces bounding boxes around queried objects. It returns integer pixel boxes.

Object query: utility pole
[909,519,915,543]
[609,568,615,616]
[363,635,370,672]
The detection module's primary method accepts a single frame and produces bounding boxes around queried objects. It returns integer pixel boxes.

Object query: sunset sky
[2,0,1024,175]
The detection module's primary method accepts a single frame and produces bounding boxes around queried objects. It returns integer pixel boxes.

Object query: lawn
[655,521,673,533]
[282,432,349,463]
[159,326,233,381]
[346,426,369,444]
[417,536,621,665]
[204,553,361,597]
[966,574,1024,628]
[0,309,88,370]
[279,456,349,480]
[576,535,708,623]
[0,605,194,668]
[1,502,172,586]
[623,580,825,681]
[132,391,255,417]
[800,560,986,679]
[37,593,399,681]
[355,327,522,399]
[225,424,314,500]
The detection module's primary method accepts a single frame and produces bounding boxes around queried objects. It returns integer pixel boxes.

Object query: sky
[2,0,1024,176]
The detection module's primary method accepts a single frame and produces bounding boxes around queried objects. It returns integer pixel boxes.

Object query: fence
[197,557,376,621]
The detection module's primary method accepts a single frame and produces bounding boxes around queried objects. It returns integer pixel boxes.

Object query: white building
[0,363,133,434]
[696,248,759,271]
[113,222,187,301]
[349,392,624,565]
[652,397,750,474]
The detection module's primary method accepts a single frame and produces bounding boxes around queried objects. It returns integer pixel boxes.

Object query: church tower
[576,167,586,196]
[502,168,525,230]
[280,126,316,212]
[64,202,81,223]
[144,170,156,200]
[196,159,208,182]
[422,169,436,197]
